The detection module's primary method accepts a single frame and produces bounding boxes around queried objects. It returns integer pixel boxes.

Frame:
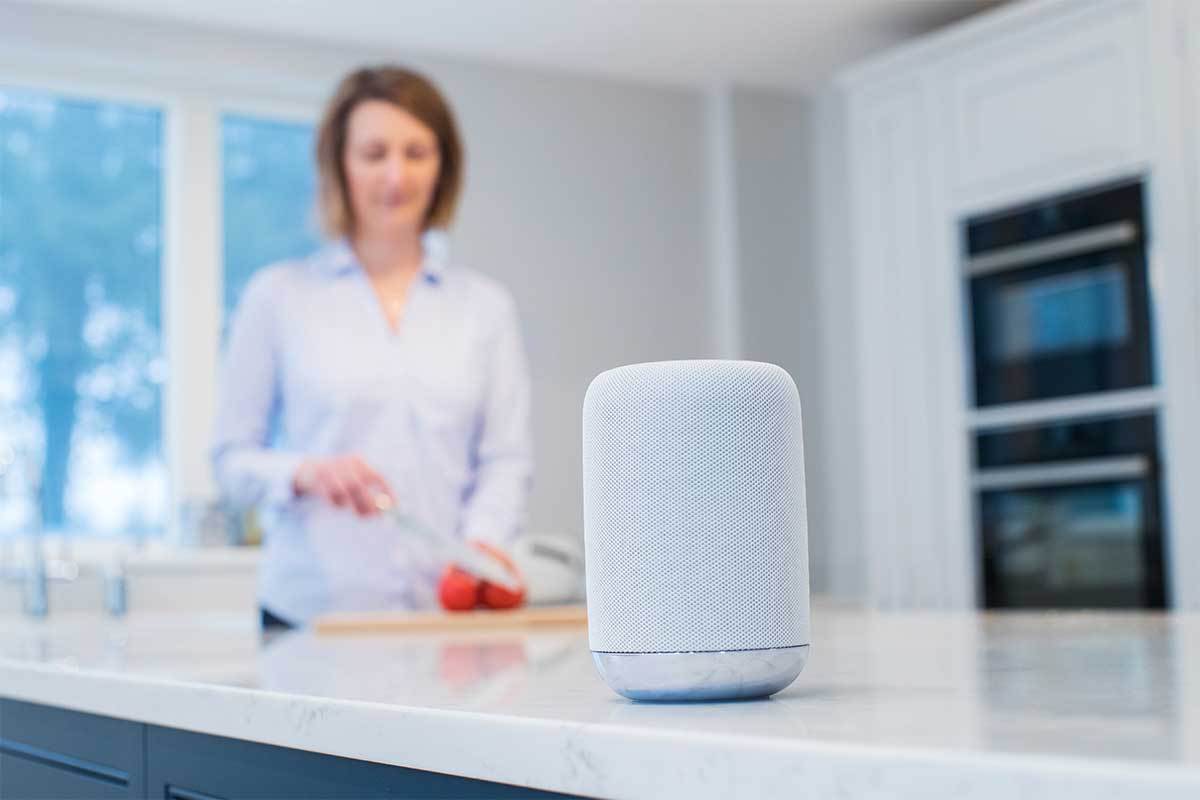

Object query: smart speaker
[582,360,810,702]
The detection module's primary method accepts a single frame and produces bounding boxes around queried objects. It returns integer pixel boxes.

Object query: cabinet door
[944,0,1149,209]
[0,699,145,799]
[146,725,578,800]
[846,74,972,609]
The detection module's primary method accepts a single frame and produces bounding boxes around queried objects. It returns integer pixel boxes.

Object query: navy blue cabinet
[0,699,582,800]
[0,700,145,799]
[145,724,574,799]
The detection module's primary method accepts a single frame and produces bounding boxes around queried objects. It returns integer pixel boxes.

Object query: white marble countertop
[1,605,1199,799]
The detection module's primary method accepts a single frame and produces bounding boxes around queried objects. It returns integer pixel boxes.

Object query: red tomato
[480,580,526,609]
[438,566,480,611]
[470,541,527,610]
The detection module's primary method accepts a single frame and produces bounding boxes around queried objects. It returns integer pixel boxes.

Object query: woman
[212,66,533,629]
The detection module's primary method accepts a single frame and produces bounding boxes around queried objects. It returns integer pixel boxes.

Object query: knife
[373,494,523,593]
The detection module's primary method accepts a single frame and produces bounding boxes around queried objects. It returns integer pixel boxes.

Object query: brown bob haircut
[315,65,465,238]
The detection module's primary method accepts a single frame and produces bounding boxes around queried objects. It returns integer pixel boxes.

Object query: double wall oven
[964,180,1168,609]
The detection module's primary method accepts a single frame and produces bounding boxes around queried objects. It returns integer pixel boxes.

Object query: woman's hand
[292,455,393,516]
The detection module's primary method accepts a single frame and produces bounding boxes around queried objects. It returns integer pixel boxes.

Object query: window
[0,86,165,540]
[221,113,319,326]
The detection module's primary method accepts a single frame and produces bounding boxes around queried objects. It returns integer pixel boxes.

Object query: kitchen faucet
[0,444,81,618]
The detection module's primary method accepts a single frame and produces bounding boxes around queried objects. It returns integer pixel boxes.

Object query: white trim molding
[704,85,742,360]
[164,95,223,530]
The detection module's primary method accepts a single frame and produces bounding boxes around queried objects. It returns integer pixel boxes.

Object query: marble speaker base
[592,645,809,702]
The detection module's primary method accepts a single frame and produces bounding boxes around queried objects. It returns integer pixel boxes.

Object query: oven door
[968,229,1153,407]
[977,457,1165,609]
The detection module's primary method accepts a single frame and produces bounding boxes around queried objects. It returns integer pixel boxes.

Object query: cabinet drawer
[147,725,580,799]
[0,752,133,799]
[0,699,144,799]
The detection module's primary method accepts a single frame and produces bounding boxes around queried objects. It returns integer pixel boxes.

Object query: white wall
[0,2,713,542]
[432,67,712,538]
[725,88,838,594]
[811,89,867,601]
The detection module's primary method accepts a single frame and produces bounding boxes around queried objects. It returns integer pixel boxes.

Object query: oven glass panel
[970,248,1152,406]
[987,262,1129,361]
[980,480,1161,608]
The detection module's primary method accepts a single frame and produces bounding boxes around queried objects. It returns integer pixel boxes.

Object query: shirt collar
[316,229,450,285]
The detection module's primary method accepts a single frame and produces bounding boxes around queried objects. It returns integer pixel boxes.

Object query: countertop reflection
[1,605,1198,799]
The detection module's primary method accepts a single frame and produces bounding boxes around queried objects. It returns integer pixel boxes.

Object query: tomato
[470,541,527,610]
[479,580,526,609]
[438,565,480,611]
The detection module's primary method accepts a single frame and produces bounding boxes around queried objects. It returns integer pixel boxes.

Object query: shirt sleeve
[210,269,306,511]
[459,293,534,548]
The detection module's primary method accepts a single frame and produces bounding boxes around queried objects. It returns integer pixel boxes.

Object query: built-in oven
[974,413,1167,609]
[966,180,1154,407]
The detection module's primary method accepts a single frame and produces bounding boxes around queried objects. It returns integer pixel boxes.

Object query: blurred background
[1,0,1198,616]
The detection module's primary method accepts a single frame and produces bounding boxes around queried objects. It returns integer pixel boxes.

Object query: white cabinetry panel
[835,0,1200,610]
[1156,0,1200,610]
[946,1,1149,209]
[847,79,968,608]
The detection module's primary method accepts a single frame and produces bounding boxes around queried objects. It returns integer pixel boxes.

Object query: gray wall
[727,88,842,597]
[810,90,866,600]
[444,68,712,538]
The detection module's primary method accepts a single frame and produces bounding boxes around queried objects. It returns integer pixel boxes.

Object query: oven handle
[965,221,1138,277]
[973,455,1149,491]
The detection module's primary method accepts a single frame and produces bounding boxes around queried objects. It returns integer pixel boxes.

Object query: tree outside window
[0,87,165,541]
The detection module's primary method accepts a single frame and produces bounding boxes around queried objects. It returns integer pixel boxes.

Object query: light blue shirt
[211,232,533,624]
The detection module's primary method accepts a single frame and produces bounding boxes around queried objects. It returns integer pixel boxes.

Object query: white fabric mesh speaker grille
[583,360,810,654]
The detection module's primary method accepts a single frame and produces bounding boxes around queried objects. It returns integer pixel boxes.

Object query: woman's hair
[315,65,464,238]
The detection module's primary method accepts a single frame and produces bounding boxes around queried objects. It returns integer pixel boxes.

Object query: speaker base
[592,645,809,702]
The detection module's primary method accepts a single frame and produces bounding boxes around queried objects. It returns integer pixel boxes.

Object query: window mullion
[164,94,222,544]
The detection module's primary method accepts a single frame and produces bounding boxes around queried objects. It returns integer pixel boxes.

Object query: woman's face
[342,99,442,238]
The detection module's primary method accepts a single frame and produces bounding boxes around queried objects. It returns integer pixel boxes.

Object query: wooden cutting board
[313,604,588,635]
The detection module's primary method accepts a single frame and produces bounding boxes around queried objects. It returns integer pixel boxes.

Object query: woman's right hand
[292,455,393,516]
